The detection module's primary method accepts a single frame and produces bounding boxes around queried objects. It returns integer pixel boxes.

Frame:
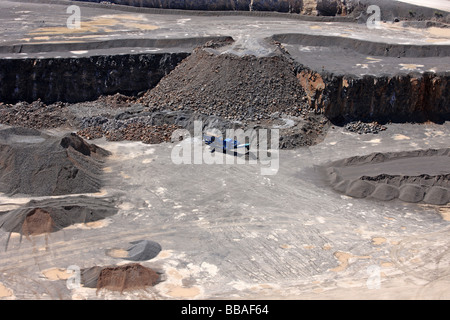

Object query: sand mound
[370,184,400,201]
[0,128,110,196]
[106,240,162,261]
[346,180,375,198]
[398,184,425,203]
[0,196,117,237]
[126,240,162,261]
[139,39,308,122]
[324,148,450,205]
[81,263,160,293]
[423,186,449,205]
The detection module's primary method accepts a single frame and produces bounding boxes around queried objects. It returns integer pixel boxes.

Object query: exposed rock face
[297,68,450,123]
[316,0,349,16]
[0,53,188,104]
[301,0,318,15]
[74,0,305,13]
[71,0,449,21]
[72,0,358,14]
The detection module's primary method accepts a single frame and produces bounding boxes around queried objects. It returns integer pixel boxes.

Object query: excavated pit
[0,38,333,149]
[1,31,449,145]
[0,1,449,300]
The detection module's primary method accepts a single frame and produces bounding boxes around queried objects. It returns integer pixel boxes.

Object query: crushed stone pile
[106,239,162,261]
[77,120,181,144]
[139,40,310,123]
[344,121,387,134]
[0,100,70,129]
[0,127,110,196]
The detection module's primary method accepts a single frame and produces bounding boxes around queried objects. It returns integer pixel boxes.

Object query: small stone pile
[77,118,181,144]
[0,100,70,129]
[344,121,387,134]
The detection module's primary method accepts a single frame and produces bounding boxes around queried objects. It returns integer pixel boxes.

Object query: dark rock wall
[272,33,450,58]
[71,0,449,21]
[73,0,305,13]
[296,66,450,124]
[0,52,189,104]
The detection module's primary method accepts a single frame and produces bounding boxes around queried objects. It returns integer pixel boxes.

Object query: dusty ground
[0,0,449,301]
[0,121,449,300]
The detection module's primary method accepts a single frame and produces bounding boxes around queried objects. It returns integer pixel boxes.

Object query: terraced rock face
[317,71,450,124]
[0,53,189,104]
[71,0,450,21]
[323,148,450,205]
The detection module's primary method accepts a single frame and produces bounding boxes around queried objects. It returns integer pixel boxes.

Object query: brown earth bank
[81,263,161,293]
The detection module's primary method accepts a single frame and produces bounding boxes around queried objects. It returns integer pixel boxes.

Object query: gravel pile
[139,43,309,123]
[344,121,387,134]
[0,128,110,196]
[0,100,71,129]
[77,116,181,144]
[0,196,117,236]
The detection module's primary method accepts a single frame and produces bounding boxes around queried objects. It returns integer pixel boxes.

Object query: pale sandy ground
[0,122,449,300]
[0,0,449,300]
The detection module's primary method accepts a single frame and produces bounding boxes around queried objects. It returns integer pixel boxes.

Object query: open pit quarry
[0,0,449,301]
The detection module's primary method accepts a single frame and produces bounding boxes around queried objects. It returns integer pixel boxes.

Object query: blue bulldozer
[203,134,250,154]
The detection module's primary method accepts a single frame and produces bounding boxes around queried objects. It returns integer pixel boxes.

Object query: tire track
[389,226,450,282]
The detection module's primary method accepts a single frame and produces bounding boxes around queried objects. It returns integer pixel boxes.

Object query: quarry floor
[0,0,449,300]
[0,122,449,300]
